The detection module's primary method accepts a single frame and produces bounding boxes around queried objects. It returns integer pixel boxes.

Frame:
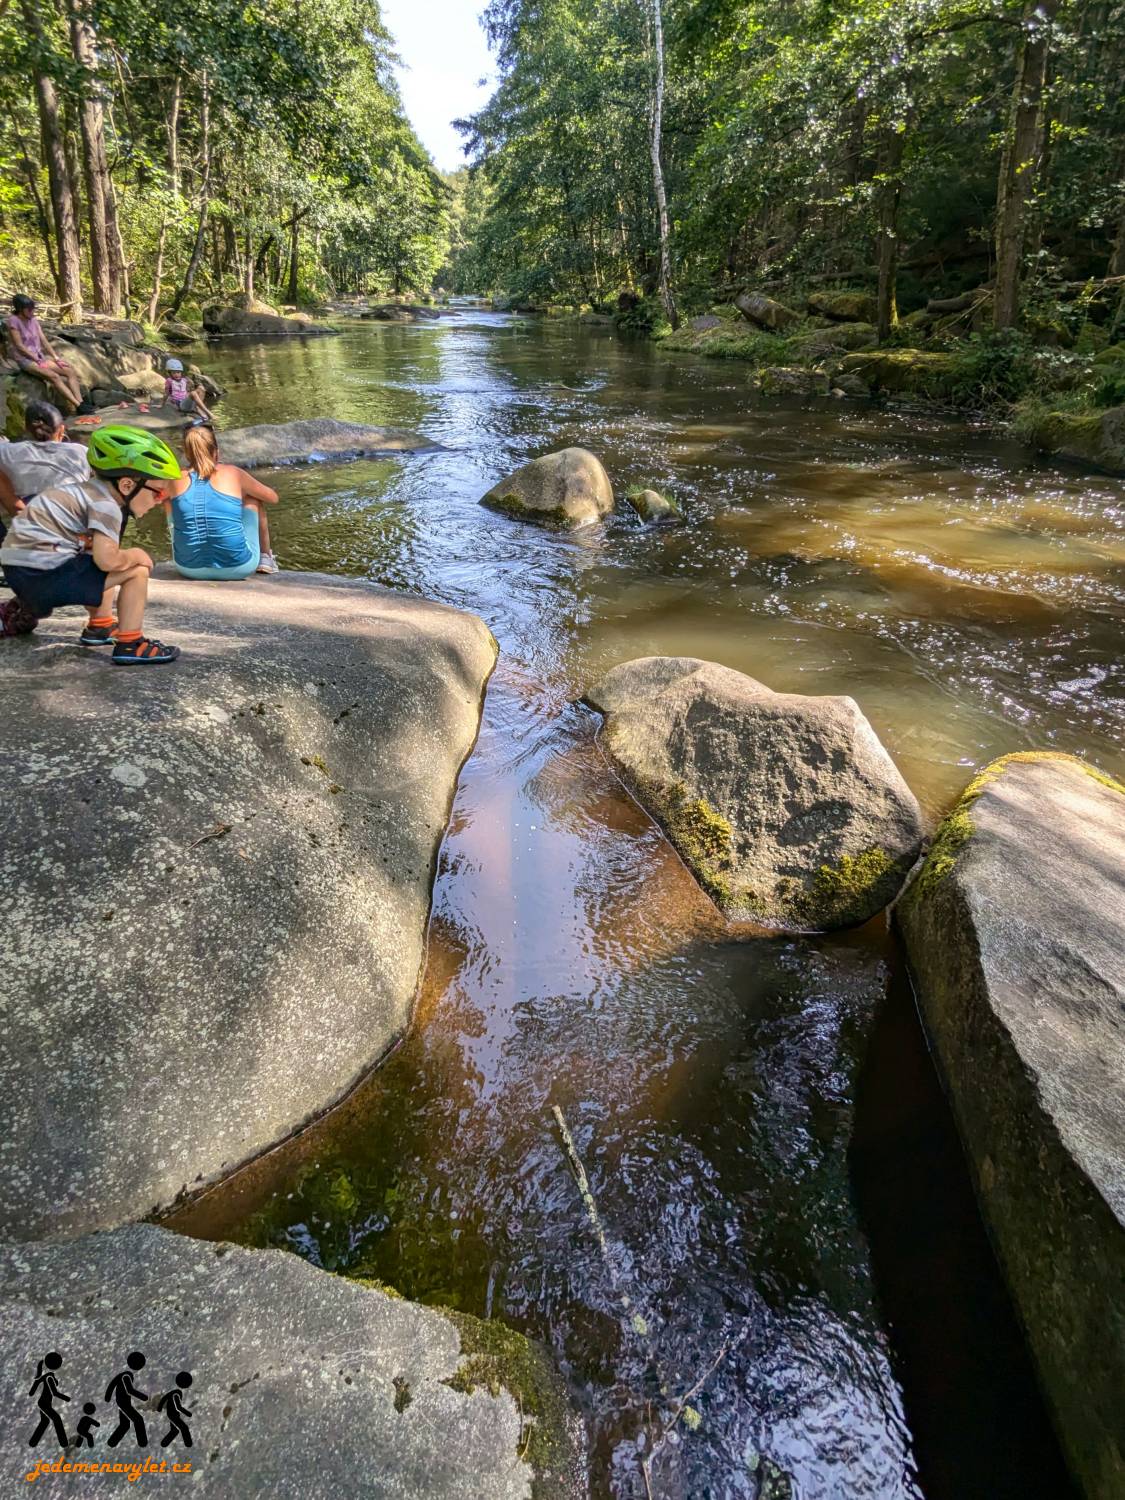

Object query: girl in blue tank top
[165,425,280,579]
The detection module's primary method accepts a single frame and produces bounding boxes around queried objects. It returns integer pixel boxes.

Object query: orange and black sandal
[111,632,180,665]
[80,616,117,646]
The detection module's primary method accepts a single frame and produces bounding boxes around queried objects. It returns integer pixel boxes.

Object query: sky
[379,0,495,173]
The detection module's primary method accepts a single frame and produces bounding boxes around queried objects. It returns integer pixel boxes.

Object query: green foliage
[460,0,1122,348]
[949,332,1037,408]
[0,0,455,311]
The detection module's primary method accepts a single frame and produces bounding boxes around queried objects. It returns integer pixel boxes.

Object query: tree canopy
[450,0,1125,331]
[0,0,453,319]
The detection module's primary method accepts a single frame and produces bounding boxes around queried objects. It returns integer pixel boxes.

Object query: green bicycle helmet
[87,425,182,482]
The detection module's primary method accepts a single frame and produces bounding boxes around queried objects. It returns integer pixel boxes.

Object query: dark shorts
[3,553,108,616]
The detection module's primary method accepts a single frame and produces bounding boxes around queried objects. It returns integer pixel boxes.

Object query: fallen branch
[640,1317,754,1499]
[551,1104,646,1332]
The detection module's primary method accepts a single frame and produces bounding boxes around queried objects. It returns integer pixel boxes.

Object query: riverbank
[492,290,1125,474]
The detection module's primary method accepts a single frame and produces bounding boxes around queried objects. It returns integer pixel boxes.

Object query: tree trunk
[287,204,300,304]
[876,127,906,342]
[169,74,210,318]
[646,0,678,328]
[4,98,60,287]
[994,0,1059,330]
[146,81,181,324]
[21,0,82,317]
[67,0,116,312]
[243,226,254,298]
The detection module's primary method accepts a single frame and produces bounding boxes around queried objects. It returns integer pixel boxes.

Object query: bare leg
[88,584,118,623]
[192,390,214,422]
[255,507,272,554]
[103,562,150,635]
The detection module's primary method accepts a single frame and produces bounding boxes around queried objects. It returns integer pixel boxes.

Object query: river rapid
[167,310,1122,1499]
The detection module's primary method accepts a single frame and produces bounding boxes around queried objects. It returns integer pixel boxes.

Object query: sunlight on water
[167,313,1110,1498]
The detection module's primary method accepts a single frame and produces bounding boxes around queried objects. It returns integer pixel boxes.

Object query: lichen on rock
[587,656,925,931]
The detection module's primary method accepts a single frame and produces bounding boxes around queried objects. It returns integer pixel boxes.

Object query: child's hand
[130,547,155,572]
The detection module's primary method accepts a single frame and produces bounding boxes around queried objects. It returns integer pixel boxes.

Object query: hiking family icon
[28,1353,194,1450]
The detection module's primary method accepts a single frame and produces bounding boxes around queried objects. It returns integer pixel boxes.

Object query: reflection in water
[169,314,1116,1496]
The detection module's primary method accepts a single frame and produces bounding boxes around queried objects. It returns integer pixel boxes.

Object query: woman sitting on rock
[5,294,84,411]
[165,424,279,578]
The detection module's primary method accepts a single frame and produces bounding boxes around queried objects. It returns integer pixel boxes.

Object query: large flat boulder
[219,417,437,469]
[586,657,924,929]
[203,304,338,339]
[0,1225,582,1497]
[481,447,614,529]
[0,572,496,1240]
[897,752,1125,1499]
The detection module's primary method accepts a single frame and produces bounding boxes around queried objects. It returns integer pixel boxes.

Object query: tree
[994,0,1061,329]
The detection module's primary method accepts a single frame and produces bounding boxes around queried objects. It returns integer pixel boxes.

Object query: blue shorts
[3,553,108,616]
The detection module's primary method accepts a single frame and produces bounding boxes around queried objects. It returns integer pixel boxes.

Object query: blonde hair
[183,423,219,480]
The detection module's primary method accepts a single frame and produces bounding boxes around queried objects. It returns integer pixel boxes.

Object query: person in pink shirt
[5,294,83,410]
[162,357,214,422]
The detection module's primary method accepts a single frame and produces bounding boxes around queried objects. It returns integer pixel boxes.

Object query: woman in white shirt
[0,401,92,531]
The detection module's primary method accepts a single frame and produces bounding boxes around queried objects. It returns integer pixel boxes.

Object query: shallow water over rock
[166,313,1117,1497]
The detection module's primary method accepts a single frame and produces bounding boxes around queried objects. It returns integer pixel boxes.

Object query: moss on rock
[441,1307,580,1497]
[905,751,1125,906]
[838,349,958,399]
[807,290,877,323]
[1012,401,1125,475]
[797,846,897,921]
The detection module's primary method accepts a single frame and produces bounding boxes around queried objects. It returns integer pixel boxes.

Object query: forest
[0,0,451,319]
[454,0,1124,326]
[2,0,1122,421]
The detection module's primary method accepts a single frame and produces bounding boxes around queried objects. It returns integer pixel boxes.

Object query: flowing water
[165,312,1122,1499]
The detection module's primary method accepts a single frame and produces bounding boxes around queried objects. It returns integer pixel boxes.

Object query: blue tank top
[170,473,254,571]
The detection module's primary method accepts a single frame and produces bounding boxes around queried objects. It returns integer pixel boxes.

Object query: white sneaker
[256,552,279,575]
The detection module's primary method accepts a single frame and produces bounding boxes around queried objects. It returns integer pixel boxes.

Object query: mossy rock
[439,1307,586,1498]
[587,656,925,931]
[787,323,877,360]
[807,290,877,323]
[896,752,1125,1500]
[1016,403,1125,475]
[625,485,682,524]
[838,349,958,399]
[756,365,830,396]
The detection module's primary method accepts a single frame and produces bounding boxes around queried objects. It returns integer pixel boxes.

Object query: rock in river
[0,572,496,1240]
[218,416,438,469]
[481,447,614,529]
[587,656,924,930]
[0,1224,583,1498]
[626,487,681,524]
[897,752,1125,1499]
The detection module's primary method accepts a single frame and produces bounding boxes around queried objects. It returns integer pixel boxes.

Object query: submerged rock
[626,487,681,523]
[735,292,799,331]
[481,447,614,529]
[897,753,1125,1499]
[218,416,437,468]
[0,572,496,1239]
[586,657,924,930]
[0,1225,583,1498]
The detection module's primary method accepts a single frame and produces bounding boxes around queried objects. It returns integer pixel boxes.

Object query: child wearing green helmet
[0,424,183,664]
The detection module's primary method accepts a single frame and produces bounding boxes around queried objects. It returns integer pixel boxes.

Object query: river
[166,310,1122,1499]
